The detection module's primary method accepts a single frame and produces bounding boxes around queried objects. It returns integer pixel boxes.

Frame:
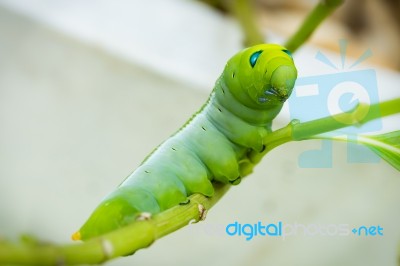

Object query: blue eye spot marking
[282,49,292,58]
[249,50,263,68]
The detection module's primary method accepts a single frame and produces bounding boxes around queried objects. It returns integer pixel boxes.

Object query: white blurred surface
[0,1,399,266]
[0,0,242,89]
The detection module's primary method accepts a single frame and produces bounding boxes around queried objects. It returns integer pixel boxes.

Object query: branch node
[136,212,152,221]
[101,238,114,259]
[198,204,207,221]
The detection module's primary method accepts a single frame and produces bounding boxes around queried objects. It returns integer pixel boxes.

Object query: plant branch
[230,0,264,46]
[0,183,230,265]
[1,98,398,265]
[285,0,344,52]
[197,0,264,46]
[249,98,400,164]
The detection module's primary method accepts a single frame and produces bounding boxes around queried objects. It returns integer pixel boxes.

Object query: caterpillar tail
[72,187,161,241]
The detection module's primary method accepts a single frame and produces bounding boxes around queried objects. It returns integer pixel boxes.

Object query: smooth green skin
[76,44,297,240]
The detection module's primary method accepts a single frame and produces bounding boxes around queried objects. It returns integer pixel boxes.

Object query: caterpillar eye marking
[282,49,292,58]
[249,50,263,68]
[232,72,235,78]
[201,126,206,131]
[258,97,269,103]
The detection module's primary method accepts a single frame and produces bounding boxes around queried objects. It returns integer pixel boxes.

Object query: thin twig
[285,0,344,52]
[230,0,264,46]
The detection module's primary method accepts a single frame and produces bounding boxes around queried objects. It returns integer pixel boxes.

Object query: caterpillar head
[223,44,297,109]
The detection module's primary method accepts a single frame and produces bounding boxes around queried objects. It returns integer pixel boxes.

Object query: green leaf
[364,131,400,171]
[310,130,400,172]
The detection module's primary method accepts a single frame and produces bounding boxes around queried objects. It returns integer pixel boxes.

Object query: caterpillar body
[73,44,297,240]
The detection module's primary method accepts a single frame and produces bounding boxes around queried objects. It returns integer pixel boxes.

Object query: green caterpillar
[73,44,297,241]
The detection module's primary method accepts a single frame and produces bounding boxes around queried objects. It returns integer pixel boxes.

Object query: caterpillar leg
[206,101,269,153]
[182,117,241,184]
[156,140,215,197]
[122,163,188,211]
[239,160,255,177]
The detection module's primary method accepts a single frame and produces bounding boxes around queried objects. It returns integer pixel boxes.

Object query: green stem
[230,0,264,46]
[197,0,227,13]
[198,0,264,46]
[197,0,223,9]
[291,98,399,140]
[250,98,400,164]
[284,0,344,52]
[1,98,398,265]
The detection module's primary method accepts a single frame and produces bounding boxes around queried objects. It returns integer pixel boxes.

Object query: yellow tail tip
[71,231,81,241]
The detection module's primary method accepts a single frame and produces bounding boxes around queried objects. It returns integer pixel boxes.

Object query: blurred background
[0,0,399,265]
[249,0,400,69]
